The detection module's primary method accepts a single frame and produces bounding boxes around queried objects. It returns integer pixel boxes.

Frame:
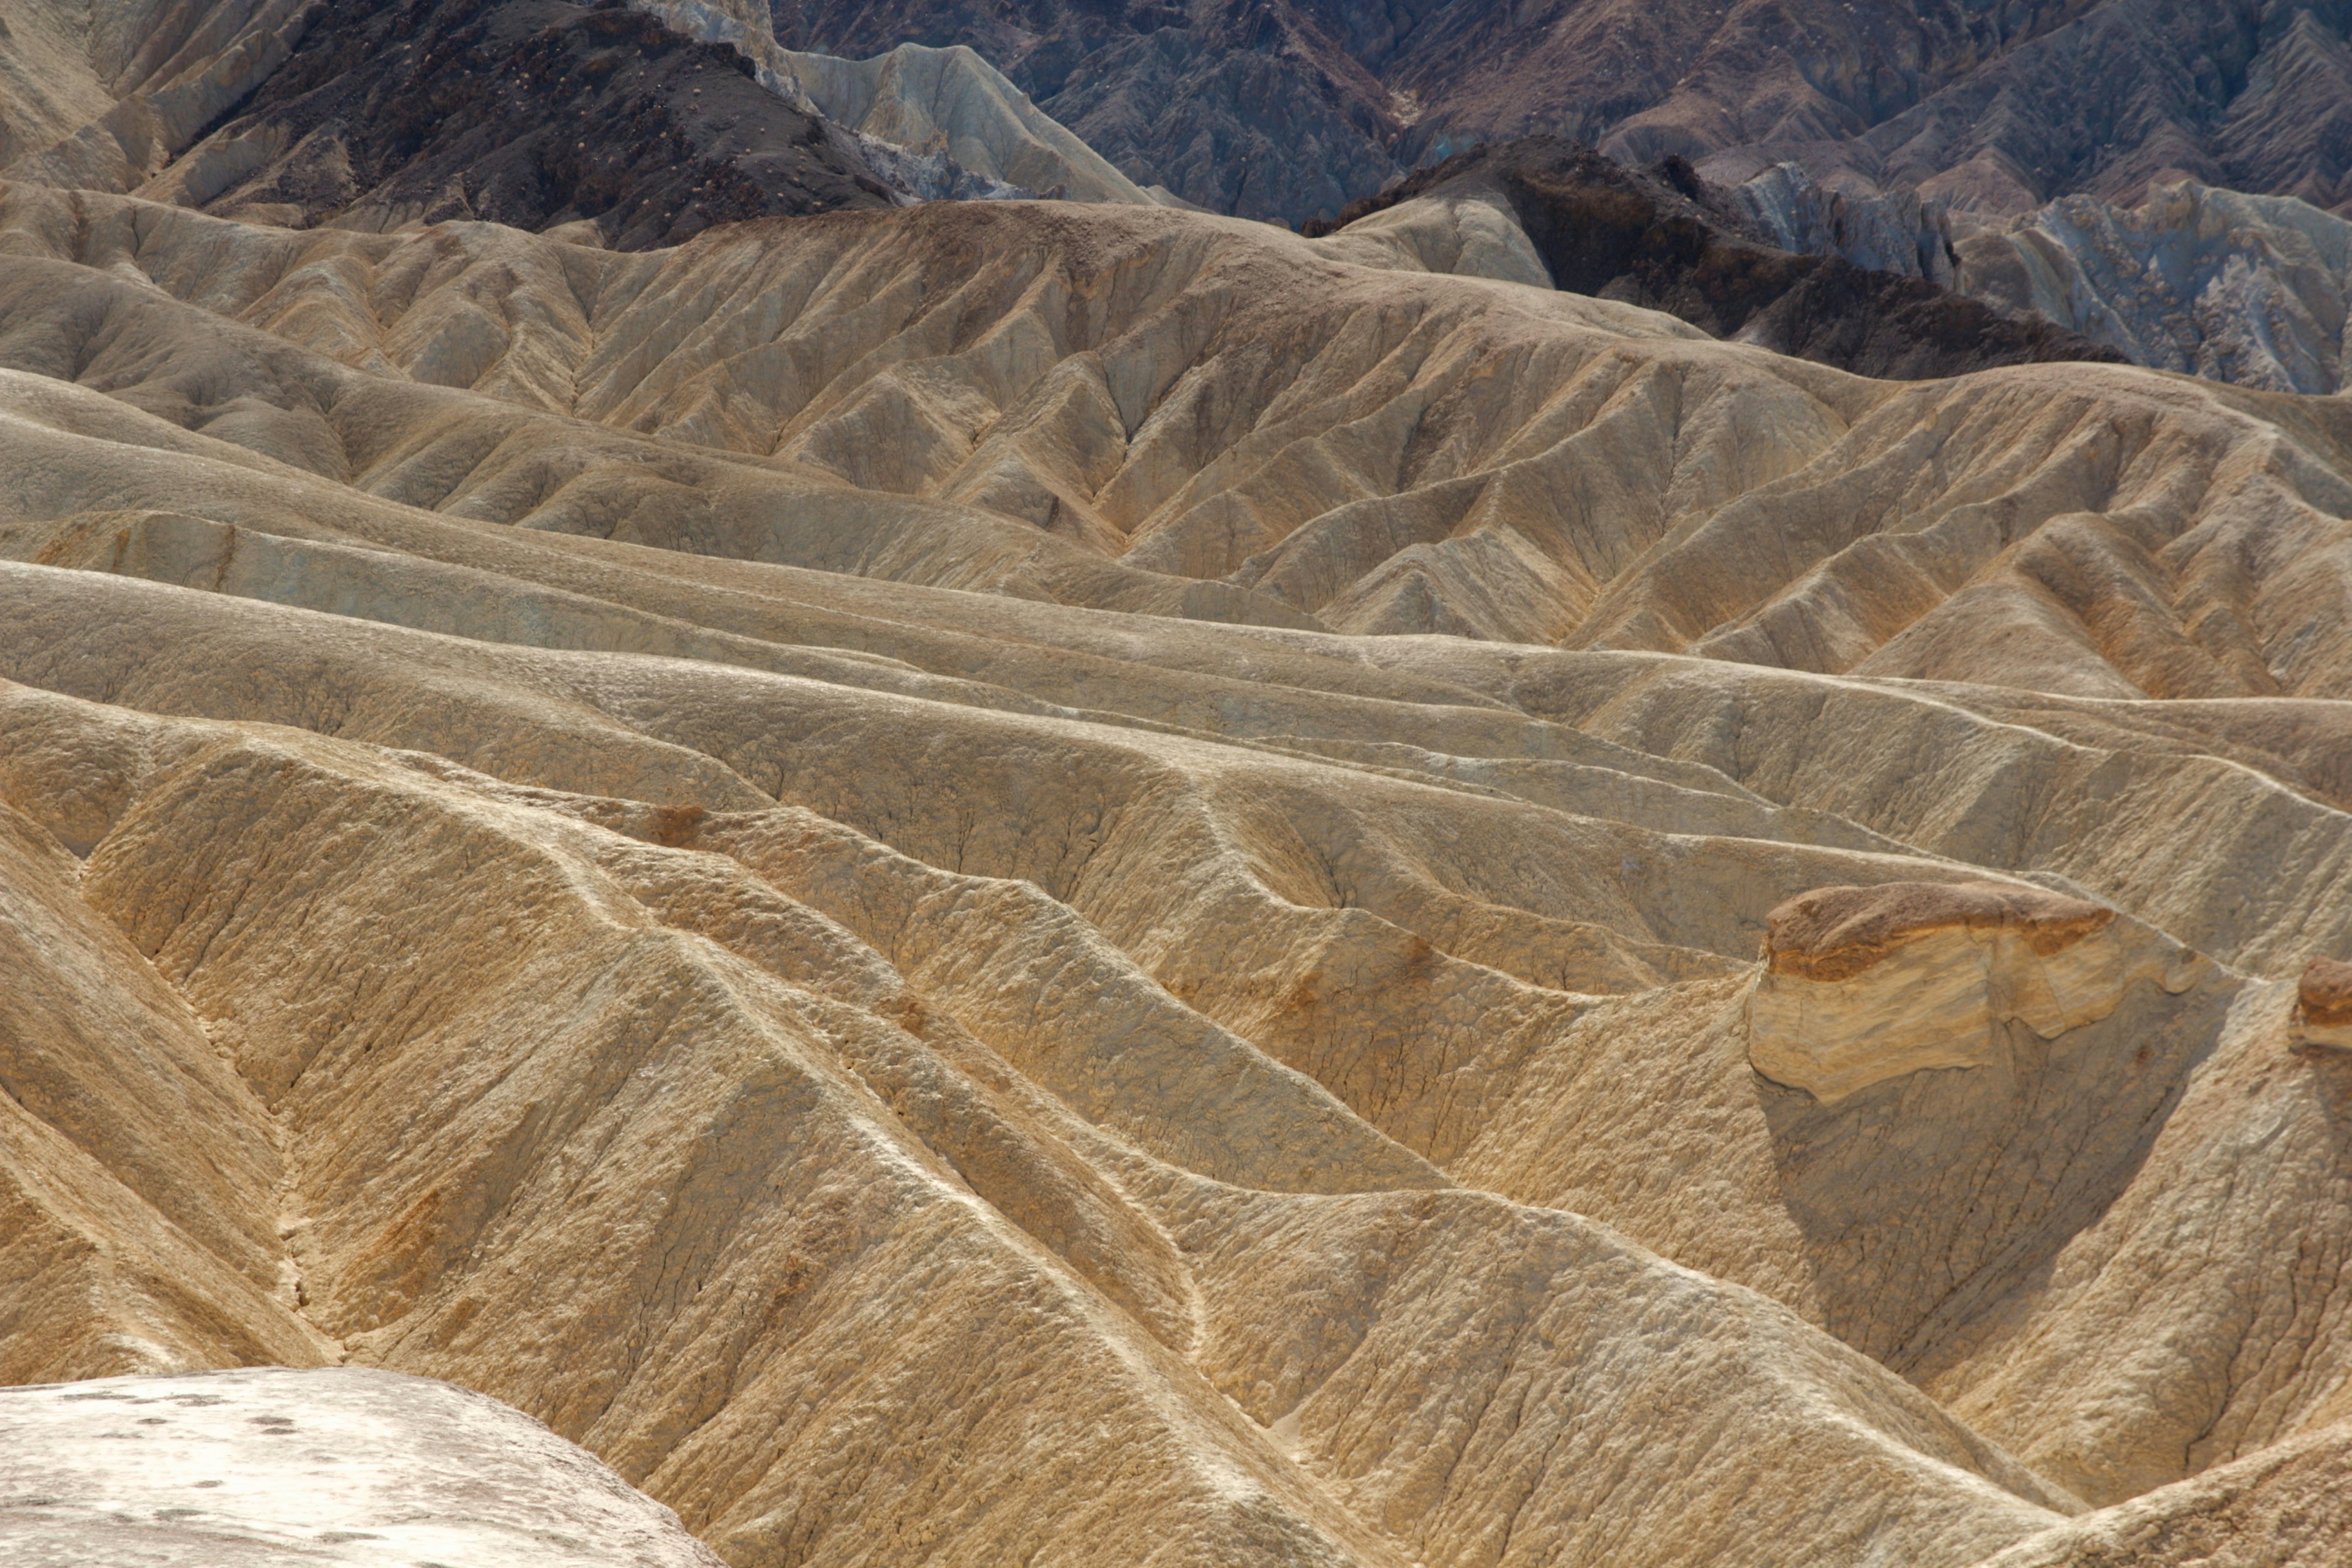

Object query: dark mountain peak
[162,0,902,248]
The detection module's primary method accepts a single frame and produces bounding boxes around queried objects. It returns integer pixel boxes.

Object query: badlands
[0,5,2350,1568]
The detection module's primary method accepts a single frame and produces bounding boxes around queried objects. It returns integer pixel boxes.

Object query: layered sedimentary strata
[766,0,2352,228]
[1958,181,2352,394]
[1747,881,2203,1103]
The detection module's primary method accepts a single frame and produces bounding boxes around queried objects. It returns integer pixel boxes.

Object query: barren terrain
[0,119,2348,1568]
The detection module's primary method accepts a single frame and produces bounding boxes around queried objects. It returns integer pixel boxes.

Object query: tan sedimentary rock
[1973,1420,2352,1568]
[2,177,2350,685]
[0,187,2348,1566]
[1748,881,2203,1103]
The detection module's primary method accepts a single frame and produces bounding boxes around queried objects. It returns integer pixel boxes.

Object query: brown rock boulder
[2291,957,2352,1053]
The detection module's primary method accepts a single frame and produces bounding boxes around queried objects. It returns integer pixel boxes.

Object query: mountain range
[765,0,2352,227]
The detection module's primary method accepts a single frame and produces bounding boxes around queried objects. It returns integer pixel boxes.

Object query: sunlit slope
[2,190,2350,1568]
[3,181,2349,693]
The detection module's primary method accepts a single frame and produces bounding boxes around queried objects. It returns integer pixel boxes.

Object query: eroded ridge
[0,170,2349,1568]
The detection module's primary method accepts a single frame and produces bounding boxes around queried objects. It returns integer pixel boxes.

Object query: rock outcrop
[1748,881,2203,1103]
[2291,957,2352,1052]
[1727,160,1958,284]
[776,42,1156,203]
[1735,0,2352,225]
[0,1366,727,1566]
[773,0,1411,222]
[625,0,1163,205]
[0,0,912,245]
[0,0,1157,247]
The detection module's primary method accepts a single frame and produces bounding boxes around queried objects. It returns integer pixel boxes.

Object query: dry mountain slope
[767,0,2352,228]
[0,0,1159,249]
[1,195,2350,1563]
[3,177,2344,680]
[1957,179,2352,395]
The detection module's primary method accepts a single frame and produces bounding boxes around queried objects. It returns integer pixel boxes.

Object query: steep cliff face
[1747,881,2207,1104]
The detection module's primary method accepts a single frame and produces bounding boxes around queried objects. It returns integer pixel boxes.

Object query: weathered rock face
[1957,179,2352,394]
[1742,0,2352,225]
[625,0,1164,205]
[0,0,318,187]
[1748,881,2204,1103]
[1307,138,2120,379]
[119,0,902,247]
[0,0,1170,242]
[1,175,2351,1566]
[1726,160,1957,284]
[774,42,1157,202]
[0,1366,727,1566]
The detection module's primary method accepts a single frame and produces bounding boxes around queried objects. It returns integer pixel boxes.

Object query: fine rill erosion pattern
[0,173,2350,1566]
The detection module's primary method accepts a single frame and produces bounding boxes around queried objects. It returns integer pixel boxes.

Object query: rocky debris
[1749,881,2203,1104]
[1957,179,2352,394]
[1307,138,2124,379]
[0,1366,726,1566]
[2292,957,2352,1052]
